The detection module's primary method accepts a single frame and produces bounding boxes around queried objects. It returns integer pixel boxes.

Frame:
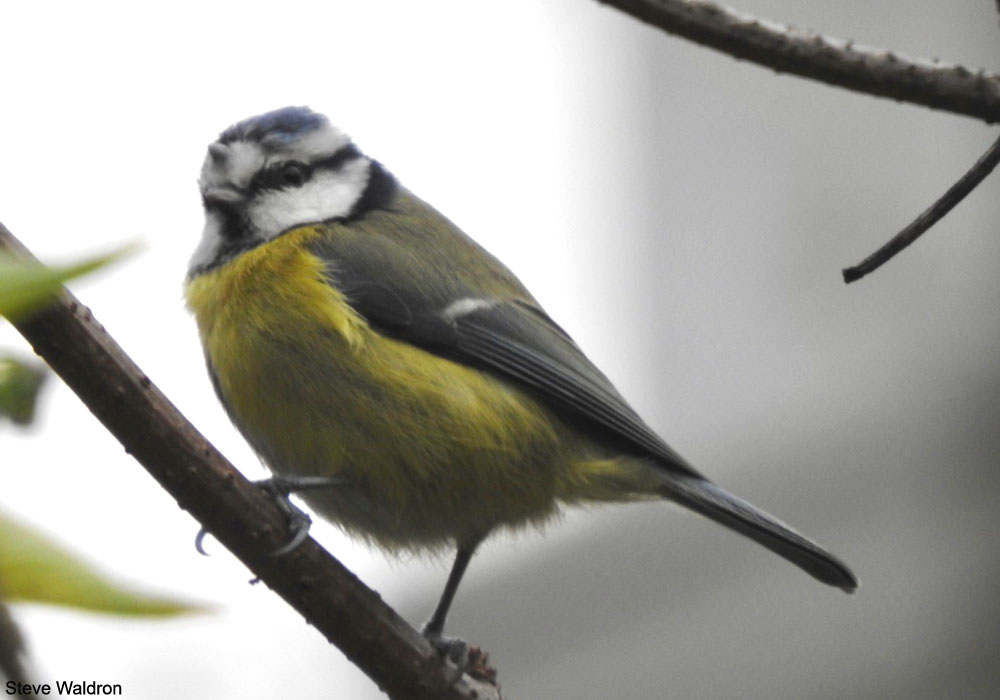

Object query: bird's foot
[194,474,351,557]
[422,630,497,686]
[257,475,354,555]
[424,632,470,686]
[254,476,315,555]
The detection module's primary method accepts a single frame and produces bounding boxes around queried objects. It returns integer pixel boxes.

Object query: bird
[184,105,857,658]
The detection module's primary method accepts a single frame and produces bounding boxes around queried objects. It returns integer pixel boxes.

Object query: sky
[2,1,1000,699]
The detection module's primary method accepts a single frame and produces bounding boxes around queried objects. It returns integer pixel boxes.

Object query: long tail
[659,472,858,592]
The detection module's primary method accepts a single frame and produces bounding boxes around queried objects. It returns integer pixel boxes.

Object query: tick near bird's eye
[279,161,310,187]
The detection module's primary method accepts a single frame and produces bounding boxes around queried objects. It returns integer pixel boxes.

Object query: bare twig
[0,599,30,697]
[842,134,1000,283]
[596,0,1000,123]
[0,222,501,700]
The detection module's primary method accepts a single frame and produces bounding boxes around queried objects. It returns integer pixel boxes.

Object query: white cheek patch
[247,158,371,240]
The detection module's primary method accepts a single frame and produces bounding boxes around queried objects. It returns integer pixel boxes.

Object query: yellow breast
[184,226,571,549]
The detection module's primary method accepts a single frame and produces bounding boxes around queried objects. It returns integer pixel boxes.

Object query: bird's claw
[425,633,470,686]
[255,476,315,556]
[258,474,354,554]
[192,490,309,556]
[194,526,212,556]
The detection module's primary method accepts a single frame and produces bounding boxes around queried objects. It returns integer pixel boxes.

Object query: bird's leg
[195,474,353,556]
[423,543,477,639]
[422,542,479,679]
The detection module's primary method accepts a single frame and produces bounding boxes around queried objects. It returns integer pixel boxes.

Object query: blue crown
[219,106,328,145]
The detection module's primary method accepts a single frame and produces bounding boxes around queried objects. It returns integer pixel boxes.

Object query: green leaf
[0,246,134,321]
[0,508,210,617]
[0,356,47,426]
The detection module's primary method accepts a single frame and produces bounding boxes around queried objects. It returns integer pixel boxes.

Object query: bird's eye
[279,161,310,187]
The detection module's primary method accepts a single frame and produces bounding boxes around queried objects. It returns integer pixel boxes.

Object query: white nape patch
[442,297,496,320]
[247,157,371,240]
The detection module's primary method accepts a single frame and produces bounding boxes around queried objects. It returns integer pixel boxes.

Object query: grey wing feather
[451,301,704,478]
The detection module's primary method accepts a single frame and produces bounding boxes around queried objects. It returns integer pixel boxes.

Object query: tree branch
[596,0,1000,123]
[0,599,30,696]
[0,222,501,700]
[842,133,1000,283]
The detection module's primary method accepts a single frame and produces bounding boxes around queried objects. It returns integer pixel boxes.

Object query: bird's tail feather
[659,472,858,592]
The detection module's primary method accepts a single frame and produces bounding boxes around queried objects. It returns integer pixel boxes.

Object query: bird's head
[190,106,387,276]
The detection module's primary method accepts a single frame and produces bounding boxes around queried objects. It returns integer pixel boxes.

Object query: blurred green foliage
[0,248,131,322]
[0,356,47,426]
[0,508,208,617]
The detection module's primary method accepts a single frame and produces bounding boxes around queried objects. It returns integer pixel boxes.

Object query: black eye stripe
[250,161,310,192]
[249,143,363,194]
[314,143,362,171]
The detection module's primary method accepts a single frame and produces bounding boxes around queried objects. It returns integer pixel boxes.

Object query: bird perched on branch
[185,106,856,662]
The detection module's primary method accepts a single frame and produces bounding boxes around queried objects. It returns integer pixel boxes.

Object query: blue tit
[185,106,856,645]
